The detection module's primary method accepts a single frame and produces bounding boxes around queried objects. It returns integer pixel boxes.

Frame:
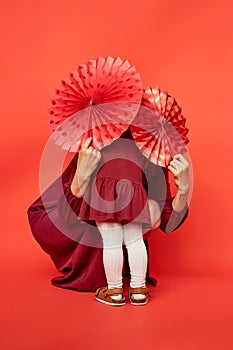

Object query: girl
[70,127,190,306]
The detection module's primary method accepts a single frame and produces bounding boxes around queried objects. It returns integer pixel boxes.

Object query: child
[70,127,190,306]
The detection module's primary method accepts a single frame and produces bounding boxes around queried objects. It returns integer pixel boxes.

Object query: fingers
[86,146,96,154]
[168,154,190,177]
[172,154,189,167]
[87,147,101,160]
[169,154,189,170]
[169,160,184,173]
[167,164,178,177]
[79,138,101,163]
[81,137,92,151]
[168,160,182,177]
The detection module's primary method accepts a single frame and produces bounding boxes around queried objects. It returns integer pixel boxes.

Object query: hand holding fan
[130,87,189,167]
[48,56,143,152]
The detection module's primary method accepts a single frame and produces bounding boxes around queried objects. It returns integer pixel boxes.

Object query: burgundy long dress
[27,128,189,292]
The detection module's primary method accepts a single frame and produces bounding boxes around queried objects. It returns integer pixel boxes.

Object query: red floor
[2,269,233,350]
[1,228,232,349]
[0,181,232,350]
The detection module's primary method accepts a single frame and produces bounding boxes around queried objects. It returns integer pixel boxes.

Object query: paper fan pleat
[50,102,139,152]
[130,87,189,167]
[48,56,143,151]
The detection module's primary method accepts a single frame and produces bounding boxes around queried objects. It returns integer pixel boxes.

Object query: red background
[0,1,232,349]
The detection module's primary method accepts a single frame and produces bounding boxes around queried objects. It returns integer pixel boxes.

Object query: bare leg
[148,199,162,229]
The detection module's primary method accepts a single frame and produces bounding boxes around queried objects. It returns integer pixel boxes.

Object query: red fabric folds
[27,131,189,292]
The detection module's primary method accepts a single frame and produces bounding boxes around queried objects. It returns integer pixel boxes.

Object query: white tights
[96,221,148,299]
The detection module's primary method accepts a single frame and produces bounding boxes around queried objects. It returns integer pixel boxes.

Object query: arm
[145,156,190,234]
[27,137,102,237]
[70,137,101,197]
[26,152,83,256]
[161,153,190,233]
[168,153,190,213]
[159,176,189,233]
[26,143,105,291]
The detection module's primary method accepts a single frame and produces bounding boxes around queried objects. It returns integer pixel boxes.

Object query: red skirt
[78,135,152,227]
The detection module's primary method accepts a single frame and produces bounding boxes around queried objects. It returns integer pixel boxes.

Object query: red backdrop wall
[1,0,232,275]
[1,1,233,349]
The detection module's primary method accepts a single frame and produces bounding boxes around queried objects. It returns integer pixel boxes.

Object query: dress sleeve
[56,184,83,227]
[27,152,84,235]
[144,162,189,234]
[26,154,107,291]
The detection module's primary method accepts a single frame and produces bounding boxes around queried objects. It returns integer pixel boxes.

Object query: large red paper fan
[130,87,189,167]
[48,56,143,152]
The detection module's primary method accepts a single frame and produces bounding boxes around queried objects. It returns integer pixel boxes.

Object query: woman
[27,128,190,306]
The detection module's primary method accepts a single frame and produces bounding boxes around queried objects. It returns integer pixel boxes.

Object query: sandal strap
[129,287,150,294]
[95,286,124,296]
[106,288,124,295]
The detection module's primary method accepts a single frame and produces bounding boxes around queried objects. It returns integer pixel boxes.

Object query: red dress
[27,128,189,291]
[77,128,152,227]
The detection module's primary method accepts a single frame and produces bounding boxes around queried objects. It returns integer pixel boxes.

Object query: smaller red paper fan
[130,87,189,167]
[47,56,143,152]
